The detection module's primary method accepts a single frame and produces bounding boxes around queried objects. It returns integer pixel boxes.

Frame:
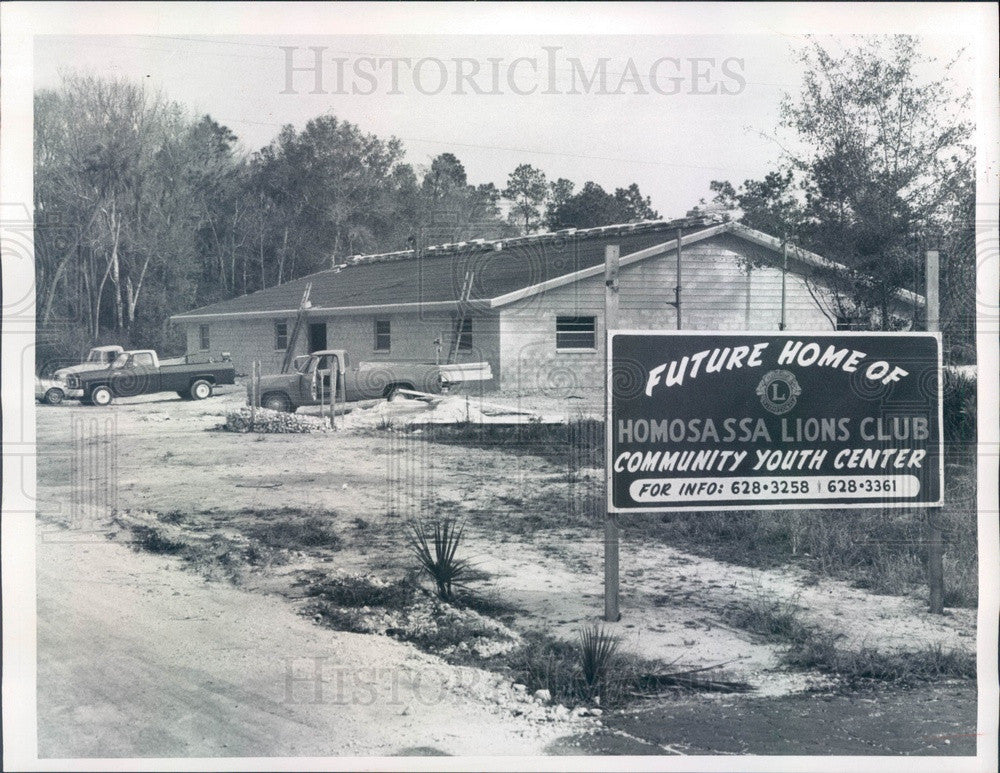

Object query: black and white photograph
[2,3,997,770]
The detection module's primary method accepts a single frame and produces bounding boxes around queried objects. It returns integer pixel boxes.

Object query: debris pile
[222,407,331,433]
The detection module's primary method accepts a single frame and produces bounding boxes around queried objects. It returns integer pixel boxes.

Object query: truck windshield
[87,350,104,363]
[294,356,312,374]
[110,354,130,368]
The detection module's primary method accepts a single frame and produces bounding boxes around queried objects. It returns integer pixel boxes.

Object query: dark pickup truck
[65,349,236,406]
[250,349,493,413]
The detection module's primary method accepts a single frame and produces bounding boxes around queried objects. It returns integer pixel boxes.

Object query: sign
[607,331,943,512]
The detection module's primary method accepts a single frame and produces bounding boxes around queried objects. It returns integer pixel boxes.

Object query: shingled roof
[171,216,922,321]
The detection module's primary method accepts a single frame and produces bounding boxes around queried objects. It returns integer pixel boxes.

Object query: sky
[33,33,975,220]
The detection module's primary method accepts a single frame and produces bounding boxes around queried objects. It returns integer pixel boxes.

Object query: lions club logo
[756,369,801,415]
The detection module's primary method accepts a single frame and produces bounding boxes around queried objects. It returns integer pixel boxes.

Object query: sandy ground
[33,382,979,757]
[36,526,592,758]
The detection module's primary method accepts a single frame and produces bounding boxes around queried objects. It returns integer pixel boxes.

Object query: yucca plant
[579,624,621,700]
[408,518,469,600]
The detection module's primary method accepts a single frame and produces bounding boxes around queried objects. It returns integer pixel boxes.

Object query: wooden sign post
[925,249,945,614]
[604,245,621,622]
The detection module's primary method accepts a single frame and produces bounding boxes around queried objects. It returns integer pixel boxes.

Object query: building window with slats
[274,320,288,350]
[199,324,210,351]
[455,318,473,351]
[556,316,596,350]
[374,319,391,351]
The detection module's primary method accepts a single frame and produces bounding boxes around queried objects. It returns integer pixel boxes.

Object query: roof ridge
[326,214,724,271]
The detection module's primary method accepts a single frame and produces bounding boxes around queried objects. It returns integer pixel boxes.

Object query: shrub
[942,370,977,455]
[408,518,469,600]
[579,624,621,700]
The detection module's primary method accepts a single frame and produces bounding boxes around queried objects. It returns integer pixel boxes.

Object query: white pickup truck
[47,345,126,402]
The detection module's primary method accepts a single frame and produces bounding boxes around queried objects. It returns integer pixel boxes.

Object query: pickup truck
[250,349,492,413]
[65,349,236,406]
[49,345,126,400]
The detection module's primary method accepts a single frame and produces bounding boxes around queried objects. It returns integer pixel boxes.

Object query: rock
[553,704,570,718]
[533,688,551,703]
[589,708,603,717]
[512,683,527,693]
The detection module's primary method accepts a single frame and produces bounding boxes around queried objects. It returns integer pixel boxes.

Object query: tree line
[706,36,975,360]
[34,72,659,360]
[35,36,975,364]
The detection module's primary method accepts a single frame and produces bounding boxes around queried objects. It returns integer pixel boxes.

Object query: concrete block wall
[181,309,501,390]
[498,236,835,394]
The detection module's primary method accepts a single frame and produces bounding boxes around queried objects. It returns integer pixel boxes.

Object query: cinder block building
[170,215,923,393]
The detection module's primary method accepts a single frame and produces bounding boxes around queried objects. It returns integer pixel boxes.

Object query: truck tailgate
[439,361,493,384]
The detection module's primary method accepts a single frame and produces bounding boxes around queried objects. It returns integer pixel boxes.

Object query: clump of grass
[725,595,811,641]
[243,513,342,550]
[725,595,976,686]
[408,518,469,600]
[304,571,417,610]
[786,635,976,685]
[515,633,582,705]
[509,629,748,708]
[128,524,186,554]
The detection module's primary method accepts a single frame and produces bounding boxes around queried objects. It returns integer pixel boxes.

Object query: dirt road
[36,526,583,758]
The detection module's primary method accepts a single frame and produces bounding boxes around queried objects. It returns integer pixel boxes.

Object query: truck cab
[52,345,126,398]
[252,349,445,412]
[108,349,160,370]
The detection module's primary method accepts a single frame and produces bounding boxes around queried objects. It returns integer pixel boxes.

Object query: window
[836,315,863,331]
[199,324,210,351]
[455,318,472,351]
[556,316,596,350]
[374,319,391,351]
[274,320,289,350]
[133,353,155,368]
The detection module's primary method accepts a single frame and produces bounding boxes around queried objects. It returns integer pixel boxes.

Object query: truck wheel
[190,379,213,400]
[385,384,414,402]
[43,388,65,405]
[90,385,113,407]
[262,392,293,412]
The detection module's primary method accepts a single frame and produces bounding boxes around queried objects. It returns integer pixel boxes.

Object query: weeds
[786,635,976,685]
[408,518,469,600]
[426,411,978,607]
[725,595,976,686]
[622,475,978,608]
[127,524,186,554]
[725,595,810,641]
[303,571,417,610]
[243,513,342,550]
[508,629,748,708]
